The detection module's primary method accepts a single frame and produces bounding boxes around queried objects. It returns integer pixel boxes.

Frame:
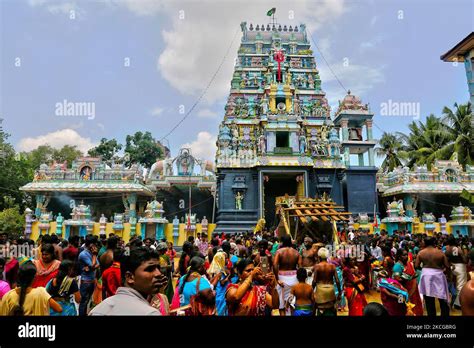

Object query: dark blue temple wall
[217,168,259,211]
[344,167,378,215]
[309,169,345,205]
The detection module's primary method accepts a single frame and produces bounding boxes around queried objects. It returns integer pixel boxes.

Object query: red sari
[401,262,423,316]
[32,259,61,288]
[380,278,407,316]
[343,266,367,316]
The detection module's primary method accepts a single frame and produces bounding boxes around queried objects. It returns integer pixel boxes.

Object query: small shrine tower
[334,91,378,215]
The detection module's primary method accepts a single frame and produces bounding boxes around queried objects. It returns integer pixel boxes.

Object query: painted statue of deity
[177,149,195,176]
[258,133,266,155]
[201,216,208,234]
[299,133,307,154]
[293,97,300,115]
[307,74,314,89]
[99,214,107,235]
[439,214,447,234]
[55,213,64,235]
[235,191,244,210]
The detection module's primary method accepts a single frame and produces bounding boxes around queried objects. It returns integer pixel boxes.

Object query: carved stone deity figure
[201,216,209,234]
[232,124,239,140]
[55,213,64,235]
[235,191,244,210]
[285,70,292,84]
[320,125,328,142]
[265,68,272,85]
[397,199,405,216]
[293,97,300,115]
[99,214,107,235]
[299,133,307,154]
[258,133,266,154]
[439,214,447,234]
[307,74,314,89]
[260,95,269,115]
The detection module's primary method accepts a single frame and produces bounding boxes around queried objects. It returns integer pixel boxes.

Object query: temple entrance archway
[259,170,308,229]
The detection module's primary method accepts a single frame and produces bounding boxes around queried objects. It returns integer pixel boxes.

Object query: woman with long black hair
[46,259,81,316]
[0,261,62,316]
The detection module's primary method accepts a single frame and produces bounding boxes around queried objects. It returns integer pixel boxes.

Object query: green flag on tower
[267,8,276,16]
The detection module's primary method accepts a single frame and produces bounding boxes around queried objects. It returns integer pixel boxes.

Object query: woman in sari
[156,242,174,302]
[393,248,423,316]
[209,251,230,316]
[377,270,407,316]
[32,244,61,288]
[46,260,81,316]
[343,257,367,316]
[329,256,346,312]
[178,256,215,314]
[225,258,279,316]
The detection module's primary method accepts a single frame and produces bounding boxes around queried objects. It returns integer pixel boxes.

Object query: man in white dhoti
[273,235,301,316]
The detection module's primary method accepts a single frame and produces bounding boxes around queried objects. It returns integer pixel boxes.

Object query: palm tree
[441,102,474,168]
[375,132,406,171]
[398,115,452,169]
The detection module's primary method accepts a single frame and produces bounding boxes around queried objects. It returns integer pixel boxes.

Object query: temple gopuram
[214,21,378,233]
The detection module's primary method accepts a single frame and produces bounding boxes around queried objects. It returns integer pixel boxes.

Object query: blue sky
[1,0,472,163]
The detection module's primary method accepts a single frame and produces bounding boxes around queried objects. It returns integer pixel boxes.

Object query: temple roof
[441,32,474,62]
[20,181,155,196]
[334,90,370,116]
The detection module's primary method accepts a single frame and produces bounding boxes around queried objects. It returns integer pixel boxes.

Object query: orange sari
[226,283,267,316]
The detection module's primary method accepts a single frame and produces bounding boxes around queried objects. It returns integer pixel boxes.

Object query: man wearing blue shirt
[78,235,99,316]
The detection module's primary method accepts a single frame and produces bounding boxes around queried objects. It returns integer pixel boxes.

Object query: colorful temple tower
[333,91,378,215]
[214,21,367,233]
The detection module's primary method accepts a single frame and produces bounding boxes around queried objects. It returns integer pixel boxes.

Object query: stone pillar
[368,148,375,166]
[365,119,373,140]
[365,119,375,166]
[344,148,350,167]
[340,119,349,141]
[290,132,298,153]
[358,153,364,166]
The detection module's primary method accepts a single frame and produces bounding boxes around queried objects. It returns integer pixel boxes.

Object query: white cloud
[182,131,216,160]
[28,0,85,17]
[156,0,347,104]
[197,108,218,119]
[151,107,165,116]
[359,35,386,50]
[112,0,165,16]
[17,129,97,154]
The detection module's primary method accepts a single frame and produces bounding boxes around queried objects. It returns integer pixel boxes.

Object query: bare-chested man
[415,236,450,316]
[460,280,474,315]
[273,234,301,316]
[299,237,317,285]
[312,247,341,316]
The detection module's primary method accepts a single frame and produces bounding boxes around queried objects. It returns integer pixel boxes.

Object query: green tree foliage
[377,102,473,171]
[0,120,33,210]
[397,115,452,170]
[441,102,474,168]
[88,138,123,162]
[52,145,83,166]
[124,131,163,168]
[375,132,406,171]
[0,206,24,237]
